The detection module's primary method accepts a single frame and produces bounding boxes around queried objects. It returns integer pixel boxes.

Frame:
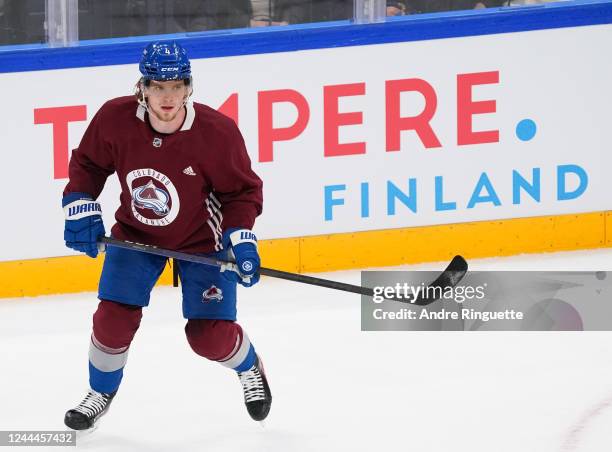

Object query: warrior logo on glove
[239,231,256,241]
[66,201,102,219]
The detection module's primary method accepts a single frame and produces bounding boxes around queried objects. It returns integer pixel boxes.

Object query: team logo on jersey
[126,168,180,226]
[203,285,223,302]
[152,137,163,148]
[133,180,170,216]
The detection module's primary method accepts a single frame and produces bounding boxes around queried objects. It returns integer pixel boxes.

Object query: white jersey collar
[180,102,195,131]
[136,104,146,122]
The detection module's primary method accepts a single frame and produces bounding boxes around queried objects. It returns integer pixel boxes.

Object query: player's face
[145,80,189,122]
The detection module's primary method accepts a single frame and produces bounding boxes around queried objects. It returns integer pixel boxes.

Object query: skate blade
[74,425,97,442]
[74,418,101,442]
[258,420,266,429]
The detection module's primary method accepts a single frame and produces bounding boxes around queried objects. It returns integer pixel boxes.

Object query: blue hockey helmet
[139,41,191,82]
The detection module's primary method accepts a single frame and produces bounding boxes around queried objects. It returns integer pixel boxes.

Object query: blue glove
[62,192,105,258]
[220,228,260,287]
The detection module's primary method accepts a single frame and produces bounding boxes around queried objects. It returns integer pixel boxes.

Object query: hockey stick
[99,237,467,306]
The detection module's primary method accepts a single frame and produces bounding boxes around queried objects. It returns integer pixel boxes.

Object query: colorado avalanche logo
[126,168,180,226]
[203,285,223,302]
[132,180,170,216]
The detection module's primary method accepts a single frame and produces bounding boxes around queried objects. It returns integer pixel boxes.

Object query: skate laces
[238,366,266,403]
[73,390,110,418]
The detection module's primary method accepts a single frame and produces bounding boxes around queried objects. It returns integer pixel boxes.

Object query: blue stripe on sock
[89,361,123,394]
[233,344,256,373]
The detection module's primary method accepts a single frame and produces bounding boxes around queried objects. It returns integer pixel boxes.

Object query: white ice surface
[1,249,612,452]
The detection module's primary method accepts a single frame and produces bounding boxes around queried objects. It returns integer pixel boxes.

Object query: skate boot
[237,355,272,421]
[64,389,116,431]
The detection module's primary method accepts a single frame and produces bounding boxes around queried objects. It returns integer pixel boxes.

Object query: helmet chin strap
[180,89,193,108]
[136,79,150,113]
[181,77,194,108]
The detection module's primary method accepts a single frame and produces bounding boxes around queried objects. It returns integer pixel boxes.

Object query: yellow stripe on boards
[606,211,612,246]
[0,211,608,298]
[0,254,175,298]
[297,212,606,272]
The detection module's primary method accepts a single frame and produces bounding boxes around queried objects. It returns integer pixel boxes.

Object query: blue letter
[557,164,588,201]
[387,179,417,215]
[468,173,501,208]
[512,168,540,204]
[435,176,456,211]
[324,184,346,221]
[361,182,370,218]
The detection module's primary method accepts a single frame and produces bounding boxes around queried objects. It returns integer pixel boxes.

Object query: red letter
[457,71,499,146]
[323,83,366,157]
[217,93,239,126]
[258,89,310,163]
[385,78,441,152]
[34,105,87,179]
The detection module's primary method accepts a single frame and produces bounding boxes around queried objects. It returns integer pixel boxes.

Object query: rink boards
[0,1,611,296]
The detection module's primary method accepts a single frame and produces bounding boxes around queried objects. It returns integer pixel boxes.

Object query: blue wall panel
[0,0,610,73]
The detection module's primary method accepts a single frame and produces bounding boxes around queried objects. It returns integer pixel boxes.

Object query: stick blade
[412,255,468,306]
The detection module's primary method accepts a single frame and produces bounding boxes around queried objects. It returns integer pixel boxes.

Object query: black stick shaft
[101,237,374,296]
[100,237,468,306]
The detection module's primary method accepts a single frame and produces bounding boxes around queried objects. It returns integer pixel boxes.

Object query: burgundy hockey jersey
[64,96,263,254]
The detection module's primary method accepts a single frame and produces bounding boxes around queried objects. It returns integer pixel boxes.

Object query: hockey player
[62,41,271,430]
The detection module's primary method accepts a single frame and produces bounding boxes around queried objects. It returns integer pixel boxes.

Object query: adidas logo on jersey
[183,166,196,176]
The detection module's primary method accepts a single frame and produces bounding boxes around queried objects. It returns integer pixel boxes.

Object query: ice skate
[237,355,272,422]
[64,389,116,431]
